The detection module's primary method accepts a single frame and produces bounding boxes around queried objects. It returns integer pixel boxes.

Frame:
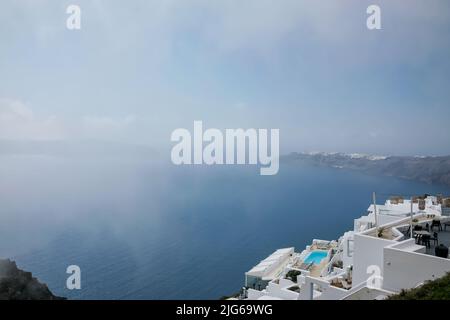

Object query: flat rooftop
[246,247,294,278]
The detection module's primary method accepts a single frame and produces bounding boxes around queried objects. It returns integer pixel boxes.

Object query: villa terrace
[362,213,450,259]
[243,194,450,300]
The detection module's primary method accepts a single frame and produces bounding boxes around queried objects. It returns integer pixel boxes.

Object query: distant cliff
[283,152,450,187]
[0,259,65,300]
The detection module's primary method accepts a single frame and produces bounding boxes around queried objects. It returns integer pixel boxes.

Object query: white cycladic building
[242,195,450,300]
[245,247,294,291]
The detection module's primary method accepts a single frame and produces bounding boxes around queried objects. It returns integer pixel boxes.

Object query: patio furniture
[429,232,439,246]
[431,220,442,232]
[420,234,431,248]
[341,280,352,290]
[435,244,449,258]
[414,230,431,246]
[444,221,450,231]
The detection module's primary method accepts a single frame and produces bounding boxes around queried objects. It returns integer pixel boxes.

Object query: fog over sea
[1,154,449,299]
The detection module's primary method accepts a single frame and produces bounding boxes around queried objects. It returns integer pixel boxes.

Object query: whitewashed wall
[383,247,450,292]
[352,234,396,286]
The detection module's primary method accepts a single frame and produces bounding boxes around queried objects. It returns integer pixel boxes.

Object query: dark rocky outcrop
[0,258,65,300]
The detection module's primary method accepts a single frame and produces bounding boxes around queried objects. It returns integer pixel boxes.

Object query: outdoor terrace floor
[423,226,450,257]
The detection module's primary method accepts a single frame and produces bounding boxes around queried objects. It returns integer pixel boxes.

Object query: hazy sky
[1,0,450,155]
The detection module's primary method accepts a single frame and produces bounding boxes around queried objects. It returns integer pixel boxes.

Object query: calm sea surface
[1,155,449,299]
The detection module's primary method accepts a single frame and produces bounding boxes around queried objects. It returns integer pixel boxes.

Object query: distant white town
[235,194,450,300]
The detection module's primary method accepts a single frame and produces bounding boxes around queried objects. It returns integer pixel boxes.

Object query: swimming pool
[303,250,328,265]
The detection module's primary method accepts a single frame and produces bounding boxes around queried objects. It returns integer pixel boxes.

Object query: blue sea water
[1,156,450,299]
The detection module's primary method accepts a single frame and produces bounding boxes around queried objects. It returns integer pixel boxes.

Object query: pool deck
[309,260,328,277]
[290,249,330,276]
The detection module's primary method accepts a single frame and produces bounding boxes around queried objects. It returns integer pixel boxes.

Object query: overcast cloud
[1,0,450,155]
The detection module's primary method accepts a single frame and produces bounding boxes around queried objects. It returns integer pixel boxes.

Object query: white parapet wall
[264,279,299,300]
[247,288,265,300]
[297,275,350,300]
[245,247,294,289]
[352,233,396,287]
[382,243,450,292]
[342,285,394,300]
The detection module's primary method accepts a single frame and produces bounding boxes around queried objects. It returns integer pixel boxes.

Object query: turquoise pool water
[304,250,328,265]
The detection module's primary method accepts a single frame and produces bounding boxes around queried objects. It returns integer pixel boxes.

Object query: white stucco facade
[242,195,450,300]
